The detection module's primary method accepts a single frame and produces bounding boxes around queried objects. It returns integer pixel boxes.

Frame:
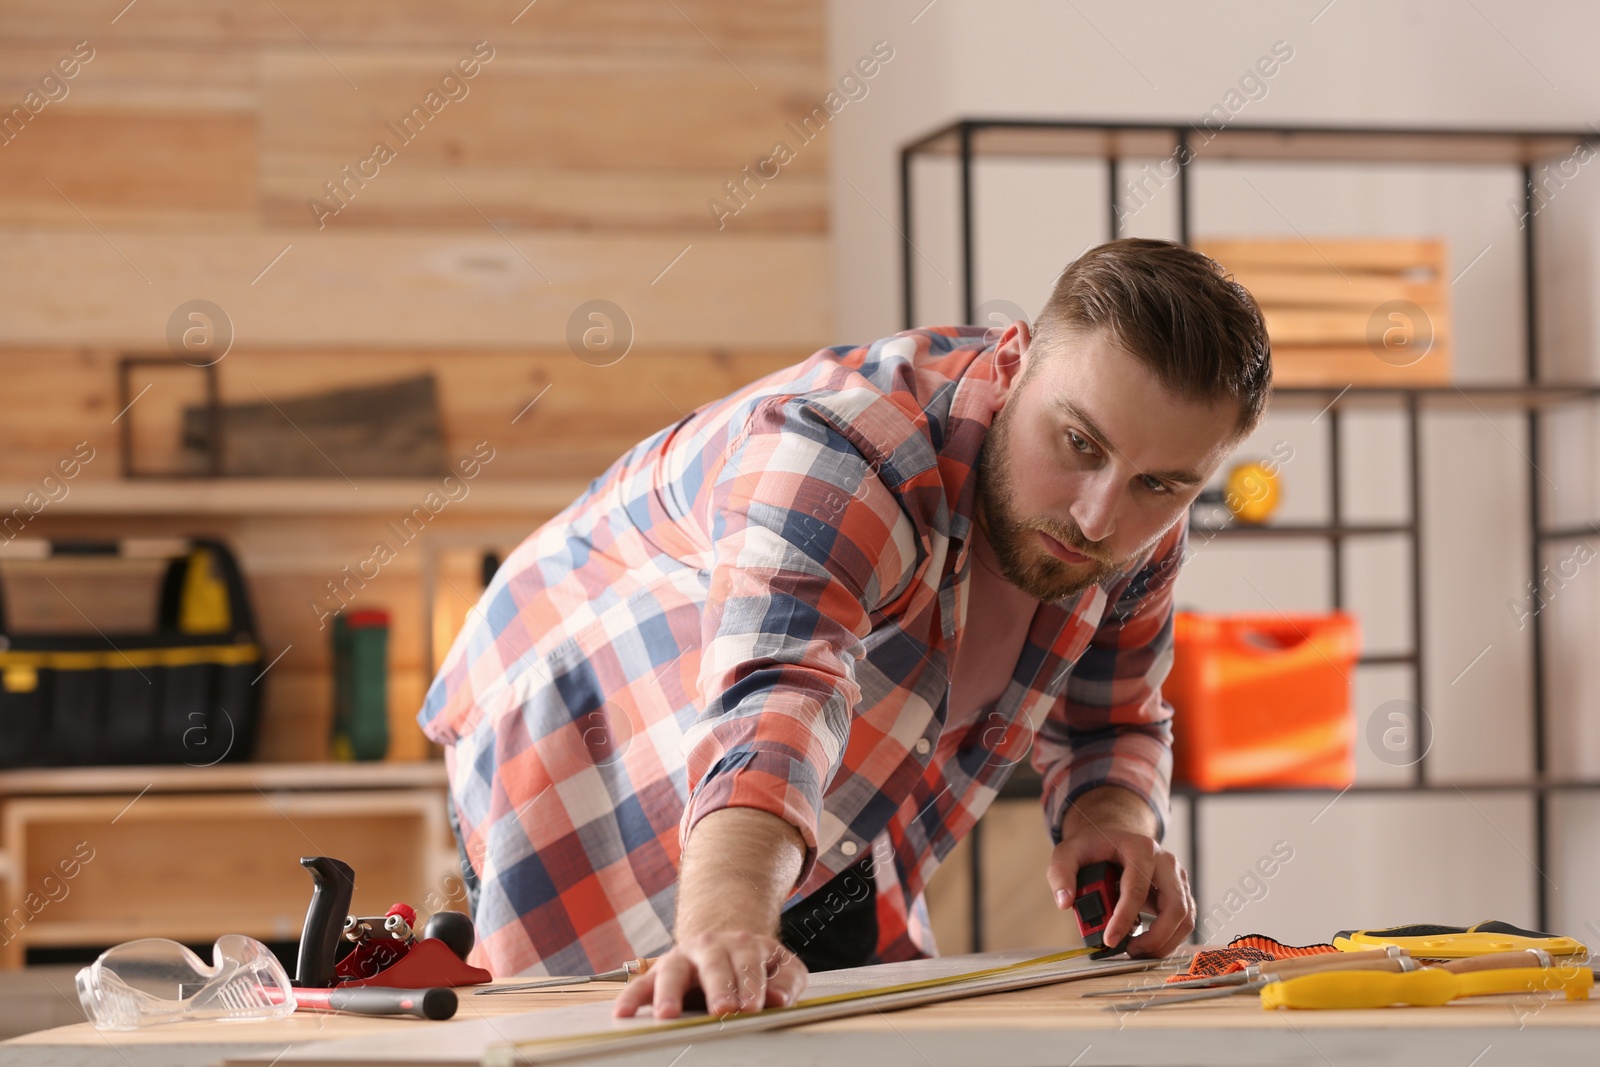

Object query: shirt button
[840,840,859,857]
[915,738,931,755]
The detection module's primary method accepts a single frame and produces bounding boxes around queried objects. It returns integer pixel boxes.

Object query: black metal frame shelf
[900,118,1600,951]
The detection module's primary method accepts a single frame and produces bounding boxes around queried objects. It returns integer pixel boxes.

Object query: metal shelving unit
[899,119,1600,950]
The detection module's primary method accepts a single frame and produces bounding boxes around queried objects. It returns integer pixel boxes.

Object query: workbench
[3,946,1597,1067]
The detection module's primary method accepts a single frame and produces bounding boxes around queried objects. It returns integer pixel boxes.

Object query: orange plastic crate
[1166,611,1361,791]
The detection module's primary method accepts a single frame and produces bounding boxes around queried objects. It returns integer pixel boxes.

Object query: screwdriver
[291,986,458,1020]
[1083,946,1409,997]
[1102,950,1418,1009]
[1102,949,1554,1011]
[475,956,657,995]
[1262,956,1592,1009]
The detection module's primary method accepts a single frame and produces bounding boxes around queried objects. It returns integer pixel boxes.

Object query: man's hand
[613,929,806,1019]
[1044,785,1194,958]
[613,807,810,1018]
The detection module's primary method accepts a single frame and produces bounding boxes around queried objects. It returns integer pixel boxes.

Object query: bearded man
[419,237,1272,1017]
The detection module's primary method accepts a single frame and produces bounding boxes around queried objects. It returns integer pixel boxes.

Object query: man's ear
[994,319,1032,380]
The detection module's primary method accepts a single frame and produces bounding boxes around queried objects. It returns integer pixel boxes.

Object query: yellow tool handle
[620,957,657,979]
[1334,930,1586,958]
[1259,949,1405,981]
[1262,965,1593,1009]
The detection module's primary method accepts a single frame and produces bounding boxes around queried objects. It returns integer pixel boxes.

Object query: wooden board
[178,375,448,478]
[4,949,1597,1067]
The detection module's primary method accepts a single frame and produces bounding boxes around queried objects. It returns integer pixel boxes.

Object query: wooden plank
[0,479,592,516]
[1195,237,1445,274]
[0,47,255,112]
[0,112,256,224]
[1261,306,1451,347]
[260,158,827,233]
[0,231,832,347]
[1217,267,1441,309]
[1271,344,1452,387]
[0,761,445,796]
[258,50,827,232]
[0,1,825,61]
[260,51,828,171]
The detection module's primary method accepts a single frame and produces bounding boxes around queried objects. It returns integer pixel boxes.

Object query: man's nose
[1070,472,1121,545]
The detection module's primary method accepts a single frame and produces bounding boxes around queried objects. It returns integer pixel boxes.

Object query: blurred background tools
[1190,458,1282,528]
[0,537,263,767]
[476,956,657,996]
[331,608,390,761]
[1332,920,1586,958]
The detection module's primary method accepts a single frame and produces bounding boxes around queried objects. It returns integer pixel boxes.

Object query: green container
[331,609,389,761]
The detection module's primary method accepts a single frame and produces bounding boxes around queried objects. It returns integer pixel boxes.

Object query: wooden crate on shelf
[0,764,457,968]
[1195,237,1452,386]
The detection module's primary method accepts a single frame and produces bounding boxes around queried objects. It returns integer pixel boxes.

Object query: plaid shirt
[418,325,1185,977]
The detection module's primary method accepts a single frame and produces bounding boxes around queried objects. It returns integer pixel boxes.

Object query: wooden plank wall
[0,1,833,762]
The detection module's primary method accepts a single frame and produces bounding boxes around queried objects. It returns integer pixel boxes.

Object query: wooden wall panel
[0,113,256,223]
[0,0,832,769]
[0,1,824,60]
[0,231,831,347]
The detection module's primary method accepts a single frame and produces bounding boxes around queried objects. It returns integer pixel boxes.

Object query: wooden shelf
[0,760,446,797]
[0,478,592,518]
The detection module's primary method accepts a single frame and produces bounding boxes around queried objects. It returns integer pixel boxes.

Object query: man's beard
[974,394,1125,602]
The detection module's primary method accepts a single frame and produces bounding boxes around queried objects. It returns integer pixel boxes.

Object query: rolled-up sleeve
[1034,513,1188,845]
[681,394,917,884]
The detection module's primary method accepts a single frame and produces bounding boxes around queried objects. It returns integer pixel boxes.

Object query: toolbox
[1165,610,1361,791]
[0,538,263,767]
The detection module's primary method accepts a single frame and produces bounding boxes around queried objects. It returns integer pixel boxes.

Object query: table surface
[5,952,1597,1067]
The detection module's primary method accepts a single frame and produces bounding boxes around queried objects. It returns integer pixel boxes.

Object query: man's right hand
[612,930,807,1018]
[612,806,810,1018]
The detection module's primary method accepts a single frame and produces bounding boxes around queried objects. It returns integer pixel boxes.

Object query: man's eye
[1141,475,1170,494]
[1067,431,1094,454]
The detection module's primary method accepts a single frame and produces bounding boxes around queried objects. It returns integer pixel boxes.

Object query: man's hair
[1029,238,1272,439]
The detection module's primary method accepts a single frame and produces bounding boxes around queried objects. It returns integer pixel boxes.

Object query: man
[418,237,1272,1018]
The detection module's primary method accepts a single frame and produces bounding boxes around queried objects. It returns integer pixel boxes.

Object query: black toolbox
[0,538,264,767]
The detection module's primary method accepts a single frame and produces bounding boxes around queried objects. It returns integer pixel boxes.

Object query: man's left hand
[1044,785,1195,958]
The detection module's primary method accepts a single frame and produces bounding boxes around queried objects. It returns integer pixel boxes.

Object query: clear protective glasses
[76,934,297,1030]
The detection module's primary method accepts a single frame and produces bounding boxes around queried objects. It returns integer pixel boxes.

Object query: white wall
[827,0,1600,947]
